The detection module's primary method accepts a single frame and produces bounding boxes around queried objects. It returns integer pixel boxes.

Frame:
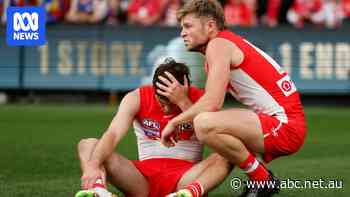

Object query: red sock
[239,153,270,181]
[92,178,105,189]
[185,181,204,197]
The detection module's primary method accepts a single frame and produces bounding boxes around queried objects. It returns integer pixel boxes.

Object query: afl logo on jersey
[142,119,160,130]
[277,75,297,97]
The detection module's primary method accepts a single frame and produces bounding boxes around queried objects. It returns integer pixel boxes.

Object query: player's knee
[193,112,214,141]
[77,138,98,151]
[193,112,211,131]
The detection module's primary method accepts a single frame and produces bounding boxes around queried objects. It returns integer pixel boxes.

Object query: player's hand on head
[156,72,189,106]
[160,121,178,147]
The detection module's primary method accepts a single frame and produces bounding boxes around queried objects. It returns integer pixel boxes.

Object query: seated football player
[75,58,233,197]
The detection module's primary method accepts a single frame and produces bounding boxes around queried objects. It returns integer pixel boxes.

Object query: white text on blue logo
[13,12,39,40]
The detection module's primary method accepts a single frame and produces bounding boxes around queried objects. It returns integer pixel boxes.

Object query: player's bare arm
[161,38,243,146]
[178,38,242,122]
[81,90,140,189]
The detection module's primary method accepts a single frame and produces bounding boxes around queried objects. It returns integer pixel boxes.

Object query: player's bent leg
[78,138,99,172]
[77,138,118,197]
[193,109,265,155]
[167,154,232,197]
[193,109,266,165]
[193,109,280,197]
[177,153,232,190]
[77,138,148,197]
[104,153,149,197]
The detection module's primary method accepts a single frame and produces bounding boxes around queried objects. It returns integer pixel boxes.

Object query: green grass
[0,104,349,196]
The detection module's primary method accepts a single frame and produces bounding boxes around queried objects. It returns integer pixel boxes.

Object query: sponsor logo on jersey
[142,119,160,130]
[277,75,297,97]
[142,119,160,139]
[143,128,160,139]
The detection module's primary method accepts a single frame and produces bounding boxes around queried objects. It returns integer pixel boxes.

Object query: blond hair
[177,0,226,30]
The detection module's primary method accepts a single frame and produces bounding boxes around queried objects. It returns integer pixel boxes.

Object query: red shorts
[258,113,307,163]
[132,158,194,197]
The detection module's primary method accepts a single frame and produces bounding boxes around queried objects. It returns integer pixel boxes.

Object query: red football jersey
[205,30,306,128]
[134,85,204,161]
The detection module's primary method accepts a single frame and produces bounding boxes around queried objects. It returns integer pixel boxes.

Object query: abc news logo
[6,7,46,46]
[13,12,39,40]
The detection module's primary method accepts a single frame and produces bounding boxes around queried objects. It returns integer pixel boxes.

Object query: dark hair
[152,58,191,102]
[177,0,226,31]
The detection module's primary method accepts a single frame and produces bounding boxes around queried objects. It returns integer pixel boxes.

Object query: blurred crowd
[0,0,350,28]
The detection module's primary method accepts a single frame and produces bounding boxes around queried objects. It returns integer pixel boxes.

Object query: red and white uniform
[207,30,307,162]
[132,85,204,197]
[134,85,204,162]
